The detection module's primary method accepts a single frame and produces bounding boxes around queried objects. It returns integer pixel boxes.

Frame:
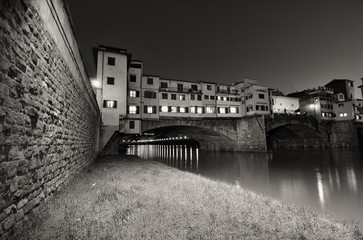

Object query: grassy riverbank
[15,155,362,239]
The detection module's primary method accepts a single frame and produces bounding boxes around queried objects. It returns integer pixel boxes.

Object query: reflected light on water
[316,172,326,210]
[347,167,358,193]
[129,146,363,228]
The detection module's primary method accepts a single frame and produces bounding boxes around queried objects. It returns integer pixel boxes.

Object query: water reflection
[129,145,363,228]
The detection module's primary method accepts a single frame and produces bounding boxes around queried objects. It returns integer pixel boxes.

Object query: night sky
[67,0,363,98]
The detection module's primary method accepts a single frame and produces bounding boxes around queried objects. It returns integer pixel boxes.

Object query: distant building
[353,99,363,122]
[333,101,354,121]
[270,94,299,114]
[288,87,335,120]
[325,79,355,101]
[358,78,363,100]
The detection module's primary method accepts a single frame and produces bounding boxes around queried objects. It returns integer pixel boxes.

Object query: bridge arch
[141,118,239,141]
[265,115,329,149]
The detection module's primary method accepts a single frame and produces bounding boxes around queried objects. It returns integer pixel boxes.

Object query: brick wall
[0,0,100,237]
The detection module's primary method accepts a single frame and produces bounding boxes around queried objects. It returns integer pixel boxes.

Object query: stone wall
[0,0,100,238]
[266,120,360,149]
[327,120,359,148]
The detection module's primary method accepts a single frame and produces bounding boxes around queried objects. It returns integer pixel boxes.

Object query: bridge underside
[267,124,329,149]
[143,126,236,151]
[143,126,233,142]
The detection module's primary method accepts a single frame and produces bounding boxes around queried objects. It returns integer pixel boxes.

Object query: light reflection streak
[347,167,358,193]
[316,172,325,210]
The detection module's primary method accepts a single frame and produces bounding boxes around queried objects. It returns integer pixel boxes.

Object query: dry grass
[13,155,363,239]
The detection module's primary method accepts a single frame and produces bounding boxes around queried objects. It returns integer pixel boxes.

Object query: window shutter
[144,105,147,113]
[202,107,205,114]
[237,107,239,113]
[103,100,107,108]
[177,106,180,112]
[159,106,162,112]
[225,107,229,114]
[153,106,157,113]
[136,106,139,114]
[136,91,139,97]
[114,101,117,108]
[217,107,220,113]
[127,106,129,114]
[185,107,189,113]
[168,106,172,112]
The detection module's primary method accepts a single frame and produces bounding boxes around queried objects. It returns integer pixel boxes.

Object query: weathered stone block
[16,199,28,210]
[15,209,24,222]
[2,214,15,230]
[7,162,17,178]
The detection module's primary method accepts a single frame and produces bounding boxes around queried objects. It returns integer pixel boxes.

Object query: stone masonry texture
[0,0,100,238]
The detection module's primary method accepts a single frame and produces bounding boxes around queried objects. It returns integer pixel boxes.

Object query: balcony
[216,89,239,95]
[159,87,202,94]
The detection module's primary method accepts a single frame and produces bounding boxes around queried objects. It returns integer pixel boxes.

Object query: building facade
[325,79,355,101]
[92,46,274,138]
[270,95,299,114]
[288,87,335,120]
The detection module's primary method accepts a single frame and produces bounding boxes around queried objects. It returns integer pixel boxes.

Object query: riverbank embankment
[11,155,362,239]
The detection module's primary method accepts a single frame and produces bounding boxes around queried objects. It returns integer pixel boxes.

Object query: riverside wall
[0,0,100,237]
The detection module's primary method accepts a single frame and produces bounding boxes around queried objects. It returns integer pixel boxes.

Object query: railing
[159,87,202,94]
[216,89,239,95]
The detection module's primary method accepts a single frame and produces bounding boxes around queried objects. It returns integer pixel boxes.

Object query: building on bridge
[270,94,299,115]
[288,86,335,120]
[91,46,273,148]
[325,79,355,101]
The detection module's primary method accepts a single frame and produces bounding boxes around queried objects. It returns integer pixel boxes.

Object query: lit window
[190,107,196,113]
[147,106,153,113]
[129,106,137,114]
[217,96,222,101]
[161,106,168,112]
[180,107,185,113]
[103,100,117,108]
[230,107,238,113]
[171,107,177,113]
[107,57,115,66]
[179,94,186,101]
[219,107,226,114]
[129,91,136,97]
[197,107,203,114]
[206,106,215,113]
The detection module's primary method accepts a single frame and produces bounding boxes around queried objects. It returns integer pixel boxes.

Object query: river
[128,145,363,228]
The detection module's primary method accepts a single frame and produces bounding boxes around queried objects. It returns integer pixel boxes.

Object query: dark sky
[67,0,363,98]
